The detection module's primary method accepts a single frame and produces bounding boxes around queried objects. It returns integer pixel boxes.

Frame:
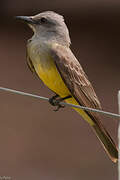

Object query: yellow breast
[27,41,70,97]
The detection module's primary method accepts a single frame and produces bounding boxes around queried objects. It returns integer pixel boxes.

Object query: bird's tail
[92,120,118,163]
[65,97,118,162]
[74,107,118,163]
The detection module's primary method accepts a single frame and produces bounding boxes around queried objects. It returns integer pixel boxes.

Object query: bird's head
[16,11,71,46]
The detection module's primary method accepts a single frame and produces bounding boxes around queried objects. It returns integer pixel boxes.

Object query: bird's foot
[49,94,72,112]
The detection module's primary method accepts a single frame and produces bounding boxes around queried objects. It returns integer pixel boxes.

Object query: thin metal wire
[0,86,120,119]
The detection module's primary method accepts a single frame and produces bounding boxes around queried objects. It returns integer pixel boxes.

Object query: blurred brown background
[0,0,120,179]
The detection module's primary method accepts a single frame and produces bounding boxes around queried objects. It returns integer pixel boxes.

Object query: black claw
[49,94,72,112]
[49,94,59,106]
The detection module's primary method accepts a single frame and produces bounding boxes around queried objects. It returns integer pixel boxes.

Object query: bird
[16,11,118,162]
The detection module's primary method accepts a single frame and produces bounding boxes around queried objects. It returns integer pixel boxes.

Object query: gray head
[16,11,71,47]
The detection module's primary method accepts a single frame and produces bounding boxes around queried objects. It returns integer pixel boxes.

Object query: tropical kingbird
[16,11,118,162]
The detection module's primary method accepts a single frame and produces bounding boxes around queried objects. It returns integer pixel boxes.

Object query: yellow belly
[35,58,70,97]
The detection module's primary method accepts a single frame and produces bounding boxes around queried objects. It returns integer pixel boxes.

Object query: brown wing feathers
[50,44,118,162]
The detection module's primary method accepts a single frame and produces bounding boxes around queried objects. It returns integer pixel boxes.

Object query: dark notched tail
[74,105,118,162]
[92,120,118,163]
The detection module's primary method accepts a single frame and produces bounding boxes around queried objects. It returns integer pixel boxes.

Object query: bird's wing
[50,44,101,111]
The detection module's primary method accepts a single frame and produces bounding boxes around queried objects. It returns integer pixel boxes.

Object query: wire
[0,86,120,119]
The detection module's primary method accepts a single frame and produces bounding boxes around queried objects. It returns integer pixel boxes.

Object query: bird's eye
[40,17,47,23]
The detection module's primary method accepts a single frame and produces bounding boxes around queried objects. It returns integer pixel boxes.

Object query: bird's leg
[49,94,59,106]
[54,95,72,112]
[49,94,72,111]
